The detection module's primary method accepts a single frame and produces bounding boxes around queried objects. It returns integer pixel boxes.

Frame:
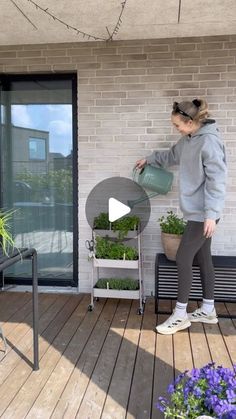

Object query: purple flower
[155,402,165,412]
[156,363,236,417]
[193,386,203,398]
[174,370,188,385]
[213,399,233,416]
[226,389,236,403]
[191,368,201,380]
[167,383,175,394]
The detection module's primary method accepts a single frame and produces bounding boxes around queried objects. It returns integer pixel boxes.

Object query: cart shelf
[88,226,145,314]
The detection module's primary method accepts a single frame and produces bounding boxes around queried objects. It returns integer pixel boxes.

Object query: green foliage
[0,209,15,255]
[95,277,139,290]
[93,212,110,230]
[16,169,72,203]
[113,215,140,240]
[158,210,186,235]
[95,236,138,260]
[93,212,140,240]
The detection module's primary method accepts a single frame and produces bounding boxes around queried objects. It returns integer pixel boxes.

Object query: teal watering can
[128,165,173,209]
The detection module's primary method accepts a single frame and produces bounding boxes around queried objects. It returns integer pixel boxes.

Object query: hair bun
[192,99,201,108]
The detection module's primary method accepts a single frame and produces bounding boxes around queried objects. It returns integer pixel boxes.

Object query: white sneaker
[188,307,218,324]
[155,310,191,335]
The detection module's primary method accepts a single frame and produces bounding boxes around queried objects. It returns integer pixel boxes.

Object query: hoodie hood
[191,119,220,139]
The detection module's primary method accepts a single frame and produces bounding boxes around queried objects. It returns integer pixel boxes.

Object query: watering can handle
[132,166,142,183]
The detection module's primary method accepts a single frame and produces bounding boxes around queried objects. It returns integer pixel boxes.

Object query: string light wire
[26,0,128,41]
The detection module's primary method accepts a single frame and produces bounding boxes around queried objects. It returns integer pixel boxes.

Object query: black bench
[155,253,236,318]
[0,248,39,370]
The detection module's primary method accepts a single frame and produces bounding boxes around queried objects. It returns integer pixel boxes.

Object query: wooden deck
[0,292,235,419]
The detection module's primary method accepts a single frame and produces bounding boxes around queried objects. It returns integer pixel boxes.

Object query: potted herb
[156,362,236,418]
[93,212,140,240]
[0,209,16,257]
[158,210,187,261]
[94,236,138,268]
[93,277,139,299]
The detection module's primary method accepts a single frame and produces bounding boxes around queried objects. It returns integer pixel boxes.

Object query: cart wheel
[137,308,143,315]
[88,304,94,312]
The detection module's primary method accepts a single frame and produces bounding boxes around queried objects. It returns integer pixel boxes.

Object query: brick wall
[1,34,236,294]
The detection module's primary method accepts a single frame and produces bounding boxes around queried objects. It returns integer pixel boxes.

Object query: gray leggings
[176,220,216,303]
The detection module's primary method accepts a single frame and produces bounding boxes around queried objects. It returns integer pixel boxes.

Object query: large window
[0,74,78,286]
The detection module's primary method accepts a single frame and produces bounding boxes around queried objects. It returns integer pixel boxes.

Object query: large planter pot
[161,232,182,261]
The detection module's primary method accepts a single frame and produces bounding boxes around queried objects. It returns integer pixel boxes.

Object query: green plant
[158,210,186,235]
[157,363,236,418]
[16,168,72,203]
[113,215,140,240]
[93,212,140,240]
[93,212,110,230]
[95,236,138,260]
[95,278,139,290]
[0,209,15,256]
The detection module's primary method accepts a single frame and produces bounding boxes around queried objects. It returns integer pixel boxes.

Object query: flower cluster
[156,363,236,418]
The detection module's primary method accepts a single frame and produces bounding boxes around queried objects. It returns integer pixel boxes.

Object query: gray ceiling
[1,0,236,45]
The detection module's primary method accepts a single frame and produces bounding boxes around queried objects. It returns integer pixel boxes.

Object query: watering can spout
[130,165,173,208]
[127,192,160,209]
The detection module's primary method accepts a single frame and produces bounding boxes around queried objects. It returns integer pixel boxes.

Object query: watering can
[128,165,173,209]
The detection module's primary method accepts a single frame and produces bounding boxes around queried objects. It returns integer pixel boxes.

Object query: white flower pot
[196,416,215,419]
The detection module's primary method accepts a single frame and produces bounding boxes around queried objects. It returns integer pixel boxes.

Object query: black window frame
[0,73,78,287]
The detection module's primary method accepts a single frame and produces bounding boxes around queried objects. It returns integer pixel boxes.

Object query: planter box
[93,287,140,299]
[93,258,139,269]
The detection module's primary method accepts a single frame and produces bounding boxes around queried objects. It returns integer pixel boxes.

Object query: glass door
[0,75,78,286]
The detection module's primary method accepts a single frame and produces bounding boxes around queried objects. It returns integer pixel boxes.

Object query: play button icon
[85,176,151,240]
[108,198,131,222]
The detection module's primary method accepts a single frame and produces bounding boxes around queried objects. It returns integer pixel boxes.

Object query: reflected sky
[11,104,72,157]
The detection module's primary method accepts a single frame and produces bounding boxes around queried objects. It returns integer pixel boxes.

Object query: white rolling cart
[87,226,145,314]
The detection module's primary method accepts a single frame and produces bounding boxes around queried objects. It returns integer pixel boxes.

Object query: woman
[135,99,227,335]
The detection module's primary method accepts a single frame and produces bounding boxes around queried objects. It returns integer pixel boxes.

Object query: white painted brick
[1,35,236,296]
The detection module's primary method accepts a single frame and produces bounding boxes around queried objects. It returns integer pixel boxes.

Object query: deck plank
[76,299,131,419]
[173,326,193,375]
[101,300,142,419]
[0,291,32,324]
[26,295,105,419]
[126,298,156,419]
[151,313,174,419]
[51,298,117,419]
[0,293,59,386]
[204,322,232,368]
[0,293,234,419]
[1,295,84,419]
[0,294,76,417]
[188,301,212,368]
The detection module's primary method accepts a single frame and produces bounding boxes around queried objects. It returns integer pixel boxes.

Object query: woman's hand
[135,158,147,169]
[204,219,216,238]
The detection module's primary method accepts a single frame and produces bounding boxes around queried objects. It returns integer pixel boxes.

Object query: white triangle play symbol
[108,197,131,222]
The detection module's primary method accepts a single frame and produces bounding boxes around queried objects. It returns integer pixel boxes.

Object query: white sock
[201,299,214,314]
[174,301,188,318]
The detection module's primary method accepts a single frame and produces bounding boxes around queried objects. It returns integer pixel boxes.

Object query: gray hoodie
[146,120,227,222]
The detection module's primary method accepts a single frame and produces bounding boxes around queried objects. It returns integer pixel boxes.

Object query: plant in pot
[0,209,16,257]
[95,236,138,261]
[94,277,139,291]
[158,210,187,261]
[93,212,140,240]
[156,362,236,418]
